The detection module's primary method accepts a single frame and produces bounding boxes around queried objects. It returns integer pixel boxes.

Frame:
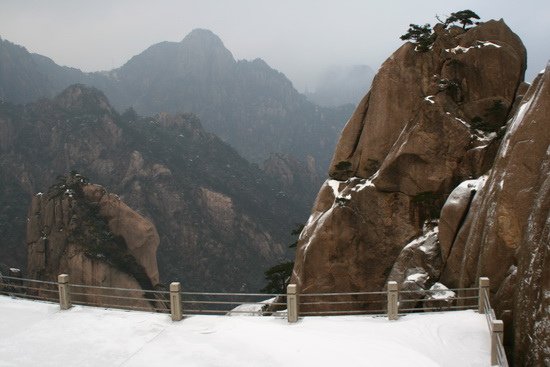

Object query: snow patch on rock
[302,207,334,256]
[454,117,469,127]
[424,95,435,104]
[327,179,342,198]
[350,178,375,192]
[406,272,429,283]
[445,40,502,54]
[501,88,537,157]
[403,227,439,251]
[428,283,456,300]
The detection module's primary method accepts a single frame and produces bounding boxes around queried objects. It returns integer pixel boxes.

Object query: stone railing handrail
[1,273,507,366]
[0,274,482,319]
[478,277,509,367]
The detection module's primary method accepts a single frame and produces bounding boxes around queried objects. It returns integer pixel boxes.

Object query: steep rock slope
[439,66,550,365]
[292,20,526,302]
[0,38,55,103]
[0,37,91,103]
[0,85,303,291]
[27,178,161,309]
[262,153,320,206]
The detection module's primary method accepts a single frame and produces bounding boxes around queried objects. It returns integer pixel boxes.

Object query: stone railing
[1,274,507,366]
[478,277,509,367]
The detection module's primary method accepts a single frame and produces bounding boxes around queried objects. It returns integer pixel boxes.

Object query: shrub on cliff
[47,170,87,199]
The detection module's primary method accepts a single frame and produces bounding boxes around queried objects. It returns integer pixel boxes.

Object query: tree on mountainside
[261,223,304,294]
[400,10,481,52]
[444,10,480,29]
[47,170,88,199]
[399,24,435,52]
[121,107,138,123]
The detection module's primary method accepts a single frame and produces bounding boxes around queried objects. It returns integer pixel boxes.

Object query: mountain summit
[0,31,352,174]
[181,28,227,47]
[118,28,235,82]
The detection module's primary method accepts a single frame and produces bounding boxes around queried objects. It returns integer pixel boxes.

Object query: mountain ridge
[0,84,306,292]
[0,31,353,175]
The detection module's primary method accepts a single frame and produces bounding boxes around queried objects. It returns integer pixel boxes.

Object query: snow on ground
[0,295,491,367]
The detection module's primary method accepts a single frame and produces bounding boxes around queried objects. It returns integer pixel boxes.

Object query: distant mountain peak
[54,84,113,114]
[181,28,226,49]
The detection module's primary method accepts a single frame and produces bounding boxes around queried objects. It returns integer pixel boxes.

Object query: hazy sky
[1,0,548,91]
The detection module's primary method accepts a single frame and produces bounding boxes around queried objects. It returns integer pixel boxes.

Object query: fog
[1,0,548,91]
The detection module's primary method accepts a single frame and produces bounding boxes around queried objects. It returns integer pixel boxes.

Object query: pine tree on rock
[445,10,480,29]
[399,24,435,52]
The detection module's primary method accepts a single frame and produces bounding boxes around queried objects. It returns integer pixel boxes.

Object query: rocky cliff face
[439,66,550,366]
[293,19,526,295]
[0,84,302,292]
[27,178,161,308]
[262,153,321,207]
[291,19,547,363]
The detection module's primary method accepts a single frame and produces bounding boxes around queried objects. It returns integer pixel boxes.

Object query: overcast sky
[1,0,548,91]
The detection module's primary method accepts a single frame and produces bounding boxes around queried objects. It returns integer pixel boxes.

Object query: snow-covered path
[0,295,490,366]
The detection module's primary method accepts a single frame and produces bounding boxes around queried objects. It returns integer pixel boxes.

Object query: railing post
[491,319,503,365]
[287,284,298,323]
[57,274,71,310]
[387,281,398,320]
[170,282,182,321]
[478,277,490,313]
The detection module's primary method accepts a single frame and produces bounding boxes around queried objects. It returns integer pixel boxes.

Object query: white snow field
[0,295,491,366]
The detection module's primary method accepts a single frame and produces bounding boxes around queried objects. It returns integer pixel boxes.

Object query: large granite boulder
[83,184,160,285]
[291,178,417,311]
[329,20,525,182]
[292,19,526,305]
[27,179,162,309]
[438,178,482,264]
[386,225,444,309]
